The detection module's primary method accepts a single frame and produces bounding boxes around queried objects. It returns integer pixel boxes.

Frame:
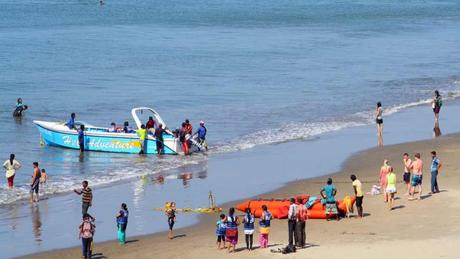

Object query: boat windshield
[131,107,166,130]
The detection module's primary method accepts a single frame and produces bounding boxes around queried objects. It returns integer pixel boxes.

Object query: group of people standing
[379,151,442,210]
[215,206,273,253]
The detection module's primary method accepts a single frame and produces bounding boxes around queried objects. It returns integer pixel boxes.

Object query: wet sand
[24,133,460,259]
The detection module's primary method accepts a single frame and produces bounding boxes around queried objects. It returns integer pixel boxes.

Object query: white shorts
[386,187,397,194]
[244,229,255,235]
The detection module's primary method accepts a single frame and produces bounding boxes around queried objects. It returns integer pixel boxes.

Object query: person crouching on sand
[386,167,397,210]
[259,205,272,249]
[216,214,226,249]
[379,160,391,202]
[224,207,240,253]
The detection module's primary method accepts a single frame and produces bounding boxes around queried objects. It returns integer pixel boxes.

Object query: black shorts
[403,172,411,183]
[168,217,175,230]
[30,183,39,194]
[356,196,363,207]
[376,118,383,124]
[217,235,225,242]
[156,141,163,153]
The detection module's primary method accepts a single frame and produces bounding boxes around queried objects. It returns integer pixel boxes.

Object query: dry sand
[24,134,460,259]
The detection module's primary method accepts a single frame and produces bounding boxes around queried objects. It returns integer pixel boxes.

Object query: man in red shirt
[295,197,307,248]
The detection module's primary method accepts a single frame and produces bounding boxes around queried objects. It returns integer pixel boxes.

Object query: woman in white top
[3,154,21,188]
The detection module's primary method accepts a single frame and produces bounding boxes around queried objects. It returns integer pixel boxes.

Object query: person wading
[3,154,21,189]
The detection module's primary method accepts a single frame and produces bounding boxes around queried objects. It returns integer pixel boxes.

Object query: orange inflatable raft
[236,195,355,219]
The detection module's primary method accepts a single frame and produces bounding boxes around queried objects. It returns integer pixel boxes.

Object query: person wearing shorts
[215,214,226,249]
[402,153,412,195]
[351,174,363,218]
[30,162,41,203]
[386,167,397,210]
[409,153,423,200]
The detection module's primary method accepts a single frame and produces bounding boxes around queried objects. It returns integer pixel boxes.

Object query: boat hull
[35,122,180,154]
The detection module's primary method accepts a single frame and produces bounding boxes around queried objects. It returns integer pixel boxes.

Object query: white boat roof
[131,107,167,129]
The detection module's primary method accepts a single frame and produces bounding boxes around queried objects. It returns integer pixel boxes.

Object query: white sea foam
[1,90,460,205]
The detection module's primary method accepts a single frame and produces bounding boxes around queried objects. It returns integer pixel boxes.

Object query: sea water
[0,0,460,255]
[1,0,460,204]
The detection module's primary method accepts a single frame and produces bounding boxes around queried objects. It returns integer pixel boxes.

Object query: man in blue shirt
[430,151,442,194]
[66,113,76,130]
[78,125,85,153]
[195,121,208,151]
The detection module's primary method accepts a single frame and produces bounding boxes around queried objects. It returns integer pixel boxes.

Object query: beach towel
[367,185,381,195]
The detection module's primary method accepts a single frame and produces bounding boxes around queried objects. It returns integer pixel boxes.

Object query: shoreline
[24,132,460,258]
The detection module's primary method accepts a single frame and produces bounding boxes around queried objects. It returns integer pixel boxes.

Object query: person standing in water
[155,124,165,155]
[30,162,41,203]
[78,125,85,153]
[379,160,391,202]
[137,124,147,154]
[430,151,442,194]
[195,121,208,151]
[386,167,397,210]
[375,102,383,146]
[13,98,28,117]
[116,203,129,244]
[74,181,93,215]
[431,90,442,123]
[179,123,189,155]
[243,208,255,251]
[66,113,76,130]
[166,202,176,239]
[3,154,21,189]
[402,153,412,195]
[350,174,364,218]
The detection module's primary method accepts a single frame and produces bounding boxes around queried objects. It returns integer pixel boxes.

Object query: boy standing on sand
[409,153,423,200]
[403,153,412,195]
[216,214,226,249]
[430,151,442,194]
[350,175,363,218]
[74,181,93,215]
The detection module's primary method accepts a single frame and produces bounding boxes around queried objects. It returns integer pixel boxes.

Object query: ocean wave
[212,90,460,154]
[2,90,460,205]
[0,157,207,205]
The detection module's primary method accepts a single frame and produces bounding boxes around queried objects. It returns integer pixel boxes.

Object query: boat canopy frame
[131,107,167,130]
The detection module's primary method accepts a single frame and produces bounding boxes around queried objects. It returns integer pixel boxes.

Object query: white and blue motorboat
[33,107,201,155]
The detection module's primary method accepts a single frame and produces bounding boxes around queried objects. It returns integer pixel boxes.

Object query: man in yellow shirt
[137,124,147,154]
[350,174,363,218]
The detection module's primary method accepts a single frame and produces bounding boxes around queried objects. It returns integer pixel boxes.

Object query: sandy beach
[24,133,460,259]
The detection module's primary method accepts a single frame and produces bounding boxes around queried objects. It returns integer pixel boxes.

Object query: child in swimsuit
[40,168,48,184]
